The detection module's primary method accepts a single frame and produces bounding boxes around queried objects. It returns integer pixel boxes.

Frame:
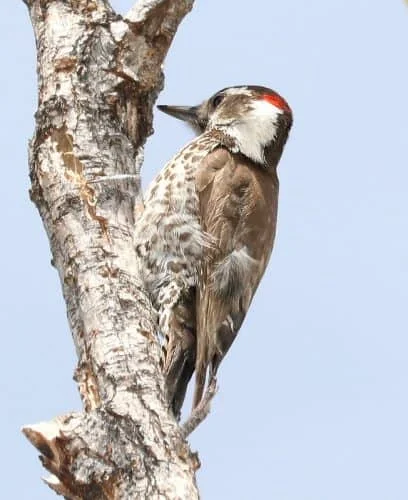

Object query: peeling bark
[22,0,200,498]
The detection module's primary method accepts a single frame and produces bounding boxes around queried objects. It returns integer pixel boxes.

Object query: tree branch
[22,0,198,497]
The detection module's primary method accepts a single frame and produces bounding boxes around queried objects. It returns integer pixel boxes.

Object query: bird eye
[212,94,224,108]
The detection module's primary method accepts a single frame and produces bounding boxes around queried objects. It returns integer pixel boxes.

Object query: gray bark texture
[21,0,201,498]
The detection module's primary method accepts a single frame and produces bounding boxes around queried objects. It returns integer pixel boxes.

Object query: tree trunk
[22,0,200,498]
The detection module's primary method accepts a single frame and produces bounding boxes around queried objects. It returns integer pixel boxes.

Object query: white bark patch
[110,20,128,41]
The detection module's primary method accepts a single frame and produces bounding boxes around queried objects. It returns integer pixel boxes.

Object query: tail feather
[164,326,196,418]
[161,287,197,418]
[193,362,207,409]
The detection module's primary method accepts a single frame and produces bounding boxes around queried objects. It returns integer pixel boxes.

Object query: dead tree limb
[21,0,200,498]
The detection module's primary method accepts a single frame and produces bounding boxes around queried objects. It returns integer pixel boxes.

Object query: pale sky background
[1,1,408,499]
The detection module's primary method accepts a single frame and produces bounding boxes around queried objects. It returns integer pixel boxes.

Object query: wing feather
[193,148,279,407]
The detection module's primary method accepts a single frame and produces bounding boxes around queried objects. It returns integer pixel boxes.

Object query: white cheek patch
[251,98,283,122]
[216,99,283,165]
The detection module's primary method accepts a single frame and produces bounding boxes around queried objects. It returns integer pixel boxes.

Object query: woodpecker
[134,85,292,418]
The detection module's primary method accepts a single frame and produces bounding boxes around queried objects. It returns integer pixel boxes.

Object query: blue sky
[2,1,408,498]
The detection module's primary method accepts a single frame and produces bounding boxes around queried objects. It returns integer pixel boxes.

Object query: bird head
[158,85,293,167]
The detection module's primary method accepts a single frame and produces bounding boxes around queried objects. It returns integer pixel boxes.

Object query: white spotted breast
[134,132,221,302]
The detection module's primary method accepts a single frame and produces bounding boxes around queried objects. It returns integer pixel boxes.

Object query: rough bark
[21,0,200,498]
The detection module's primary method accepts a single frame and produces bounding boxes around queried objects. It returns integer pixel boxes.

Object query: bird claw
[180,377,218,438]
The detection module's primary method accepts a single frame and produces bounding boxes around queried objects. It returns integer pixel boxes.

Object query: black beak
[157,104,199,124]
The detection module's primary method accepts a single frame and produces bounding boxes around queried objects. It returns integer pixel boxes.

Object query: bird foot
[180,377,218,438]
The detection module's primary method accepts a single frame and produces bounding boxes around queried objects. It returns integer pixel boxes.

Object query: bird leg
[181,376,218,438]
